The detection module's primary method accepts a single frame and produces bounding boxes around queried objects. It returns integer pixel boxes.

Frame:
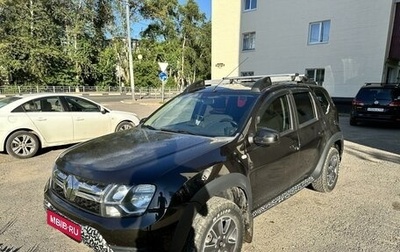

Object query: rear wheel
[311,146,340,192]
[187,197,244,252]
[6,131,40,159]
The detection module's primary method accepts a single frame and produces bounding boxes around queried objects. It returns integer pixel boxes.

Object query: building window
[306,68,325,85]
[308,20,330,44]
[241,71,254,76]
[243,32,256,51]
[244,0,257,10]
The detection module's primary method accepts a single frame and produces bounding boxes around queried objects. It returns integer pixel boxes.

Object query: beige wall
[212,0,397,98]
[211,0,241,78]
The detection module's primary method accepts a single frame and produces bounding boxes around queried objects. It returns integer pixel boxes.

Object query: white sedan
[0,93,140,159]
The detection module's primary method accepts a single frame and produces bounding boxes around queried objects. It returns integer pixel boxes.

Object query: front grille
[54,185,65,199]
[75,196,101,213]
[51,168,107,215]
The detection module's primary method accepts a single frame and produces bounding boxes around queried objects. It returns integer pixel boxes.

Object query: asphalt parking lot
[0,99,399,252]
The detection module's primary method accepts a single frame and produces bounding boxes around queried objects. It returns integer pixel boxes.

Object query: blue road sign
[159,72,168,81]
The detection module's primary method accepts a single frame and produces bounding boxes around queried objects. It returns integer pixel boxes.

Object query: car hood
[109,109,137,116]
[56,128,233,185]
[108,109,140,124]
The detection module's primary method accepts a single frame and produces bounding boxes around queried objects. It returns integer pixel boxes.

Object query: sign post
[158,62,168,103]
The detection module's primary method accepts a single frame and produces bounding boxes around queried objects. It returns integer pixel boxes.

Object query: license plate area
[367,107,384,112]
[47,210,82,242]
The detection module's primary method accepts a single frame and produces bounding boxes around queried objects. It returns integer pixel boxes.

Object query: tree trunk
[180,36,186,90]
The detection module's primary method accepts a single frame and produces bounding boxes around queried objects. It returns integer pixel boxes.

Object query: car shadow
[37,144,75,156]
[339,116,400,158]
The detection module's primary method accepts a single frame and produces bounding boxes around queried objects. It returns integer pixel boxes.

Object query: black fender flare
[311,131,344,179]
[169,173,253,251]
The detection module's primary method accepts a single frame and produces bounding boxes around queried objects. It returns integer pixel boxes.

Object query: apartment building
[211,0,400,98]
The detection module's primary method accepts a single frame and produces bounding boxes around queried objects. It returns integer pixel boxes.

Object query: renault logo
[63,175,79,201]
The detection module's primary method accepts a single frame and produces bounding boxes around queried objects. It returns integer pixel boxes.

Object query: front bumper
[351,112,400,124]
[44,199,143,252]
[44,184,176,252]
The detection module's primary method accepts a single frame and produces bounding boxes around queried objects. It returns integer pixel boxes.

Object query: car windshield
[0,96,22,109]
[143,91,257,137]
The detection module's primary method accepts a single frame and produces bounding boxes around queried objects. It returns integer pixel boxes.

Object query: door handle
[37,117,47,121]
[76,117,84,121]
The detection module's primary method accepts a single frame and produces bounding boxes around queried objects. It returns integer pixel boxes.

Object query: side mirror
[100,107,107,114]
[253,127,279,146]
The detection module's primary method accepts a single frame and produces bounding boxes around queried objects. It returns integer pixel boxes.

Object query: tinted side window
[293,92,316,124]
[18,97,63,112]
[257,95,292,132]
[65,97,100,112]
[21,99,40,112]
[41,97,63,112]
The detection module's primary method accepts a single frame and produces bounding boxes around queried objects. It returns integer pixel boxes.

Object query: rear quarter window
[312,88,330,114]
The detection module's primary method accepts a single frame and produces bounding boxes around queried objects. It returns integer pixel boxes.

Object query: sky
[195,0,211,20]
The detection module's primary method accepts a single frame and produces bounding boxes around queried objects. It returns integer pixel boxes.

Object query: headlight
[103,184,156,217]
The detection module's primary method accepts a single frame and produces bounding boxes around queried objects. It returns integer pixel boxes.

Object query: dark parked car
[350,83,400,126]
[44,74,343,252]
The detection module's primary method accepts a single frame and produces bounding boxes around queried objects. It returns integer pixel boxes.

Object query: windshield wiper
[159,128,196,135]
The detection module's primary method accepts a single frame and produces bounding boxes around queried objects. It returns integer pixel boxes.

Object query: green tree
[139,0,210,90]
[53,0,113,86]
[0,0,114,87]
[0,0,211,90]
[0,0,63,86]
[178,0,211,85]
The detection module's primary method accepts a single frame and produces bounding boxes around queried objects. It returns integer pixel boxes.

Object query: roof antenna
[213,57,249,91]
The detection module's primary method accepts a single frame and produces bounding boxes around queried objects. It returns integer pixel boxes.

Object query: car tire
[311,146,340,193]
[187,197,244,252]
[115,121,135,132]
[6,131,40,159]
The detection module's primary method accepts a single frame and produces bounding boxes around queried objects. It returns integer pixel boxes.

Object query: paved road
[0,99,399,252]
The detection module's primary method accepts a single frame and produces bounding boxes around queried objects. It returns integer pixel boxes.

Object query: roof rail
[223,73,302,83]
[185,73,314,93]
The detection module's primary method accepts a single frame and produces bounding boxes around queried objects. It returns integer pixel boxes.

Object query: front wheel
[115,121,135,132]
[311,146,340,192]
[188,197,244,252]
[6,131,40,159]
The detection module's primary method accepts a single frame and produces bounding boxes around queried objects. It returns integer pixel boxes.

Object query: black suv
[350,83,400,126]
[44,74,343,252]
